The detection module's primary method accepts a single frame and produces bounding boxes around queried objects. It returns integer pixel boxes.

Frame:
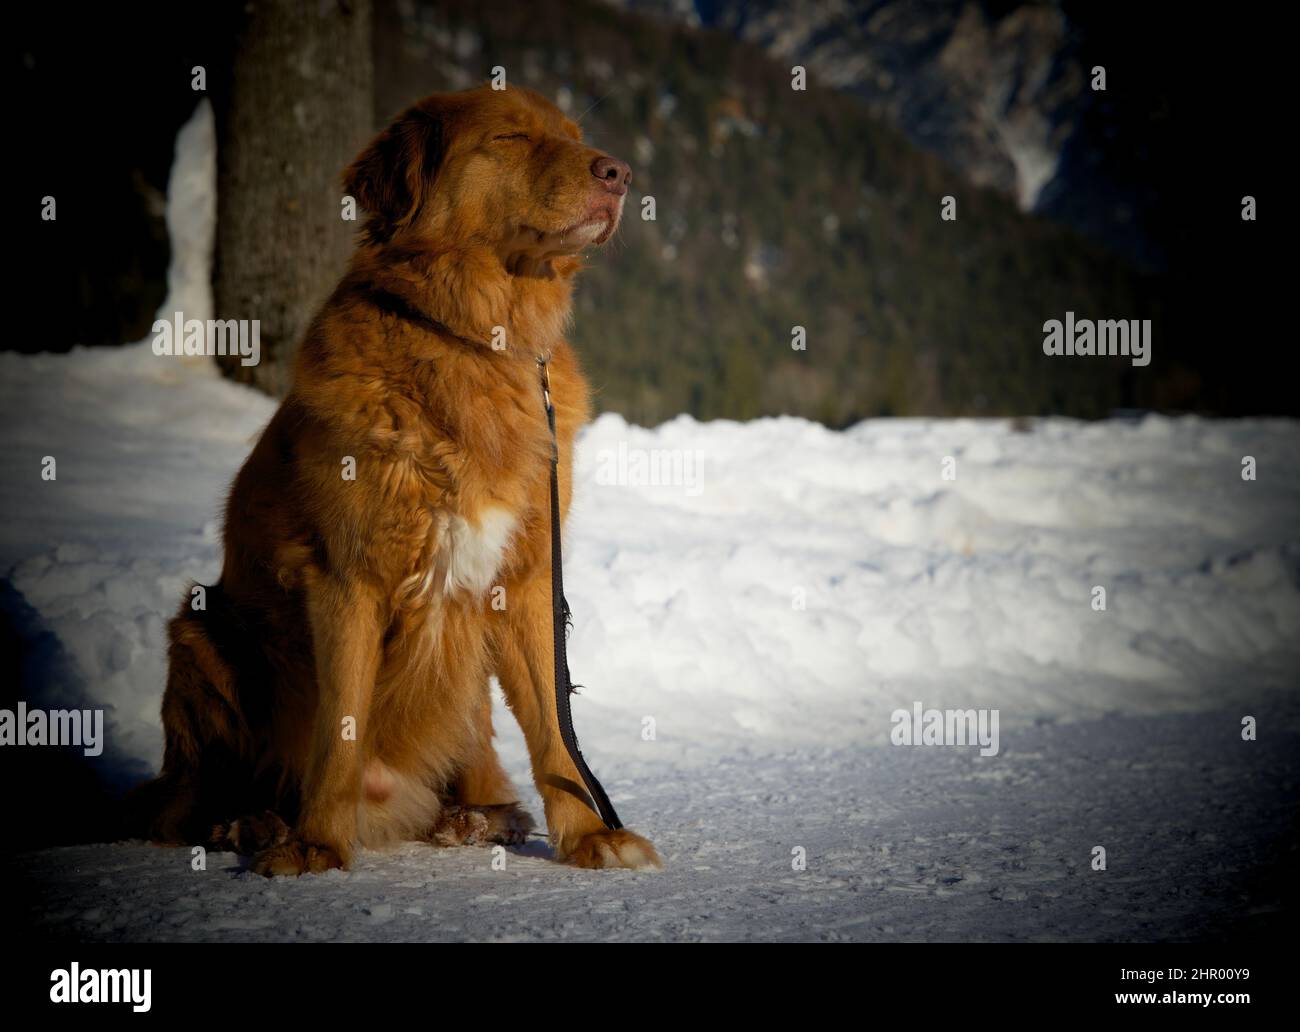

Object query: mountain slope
[379,0,1167,426]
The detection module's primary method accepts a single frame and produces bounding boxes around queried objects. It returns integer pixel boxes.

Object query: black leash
[537,356,623,831]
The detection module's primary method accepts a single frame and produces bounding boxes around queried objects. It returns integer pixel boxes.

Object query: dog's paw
[251,838,345,877]
[211,810,290,855]
[477,802,536,846]
[563,828,662,870]
[429,803,536,847]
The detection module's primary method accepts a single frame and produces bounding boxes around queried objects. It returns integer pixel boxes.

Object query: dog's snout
[590,154,632,195]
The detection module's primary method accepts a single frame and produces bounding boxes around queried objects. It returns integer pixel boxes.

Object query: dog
[124,84,660,875]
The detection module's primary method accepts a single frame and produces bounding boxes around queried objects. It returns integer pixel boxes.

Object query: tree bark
[212,0,373,395]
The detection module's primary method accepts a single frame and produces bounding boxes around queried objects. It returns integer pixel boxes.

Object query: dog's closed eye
[493,132,530,142]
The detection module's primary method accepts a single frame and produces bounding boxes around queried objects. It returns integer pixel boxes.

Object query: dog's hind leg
[451,690,523,804]
[425,803,534,847]
[209,809,291,854]
[430,690,535,846]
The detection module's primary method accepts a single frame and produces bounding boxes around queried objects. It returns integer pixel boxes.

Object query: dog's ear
[343,104,447,236]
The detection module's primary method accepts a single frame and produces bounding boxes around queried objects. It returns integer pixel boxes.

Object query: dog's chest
[411,362,560,601]
[439,505,517,596]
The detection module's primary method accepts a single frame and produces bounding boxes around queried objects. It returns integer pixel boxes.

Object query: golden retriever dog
[124,84,660,874]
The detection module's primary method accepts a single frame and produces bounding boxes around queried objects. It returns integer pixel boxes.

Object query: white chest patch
[441,505,516,597]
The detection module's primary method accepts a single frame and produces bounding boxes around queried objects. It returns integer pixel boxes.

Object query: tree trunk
[212,0,373,395]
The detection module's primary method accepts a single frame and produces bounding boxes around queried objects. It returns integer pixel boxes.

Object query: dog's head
[345,85,631,266]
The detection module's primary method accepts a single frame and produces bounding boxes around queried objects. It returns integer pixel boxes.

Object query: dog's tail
[118,583,257,844]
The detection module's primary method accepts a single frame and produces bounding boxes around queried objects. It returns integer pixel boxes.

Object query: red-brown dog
[127,85,660,875]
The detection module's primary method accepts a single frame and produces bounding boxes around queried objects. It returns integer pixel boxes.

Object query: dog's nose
[590,155,632,195]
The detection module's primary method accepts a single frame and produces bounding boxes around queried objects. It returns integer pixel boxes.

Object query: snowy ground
[2,102,1298,942]
[13,704,1298,943]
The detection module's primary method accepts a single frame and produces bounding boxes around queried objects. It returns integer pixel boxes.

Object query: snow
[14,707,1300,942]
[4,100,1299,942]
[7,355,1296,787]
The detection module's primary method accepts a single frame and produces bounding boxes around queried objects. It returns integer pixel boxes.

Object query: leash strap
[538,357,623,830]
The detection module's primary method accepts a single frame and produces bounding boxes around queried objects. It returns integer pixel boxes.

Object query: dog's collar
[367,287,489,351]
[367,287,556,373]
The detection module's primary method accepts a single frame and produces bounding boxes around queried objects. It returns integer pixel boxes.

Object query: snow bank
[3,359,1297,778]
[566,411,1300,764]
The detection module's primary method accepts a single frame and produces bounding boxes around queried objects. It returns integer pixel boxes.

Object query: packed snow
[2,100,1298,942]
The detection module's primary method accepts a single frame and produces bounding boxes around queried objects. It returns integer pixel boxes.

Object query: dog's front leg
[253,572,382,876]
[493,576,660,869]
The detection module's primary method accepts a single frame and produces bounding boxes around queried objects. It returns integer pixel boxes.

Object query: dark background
[10,0,1290,426]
